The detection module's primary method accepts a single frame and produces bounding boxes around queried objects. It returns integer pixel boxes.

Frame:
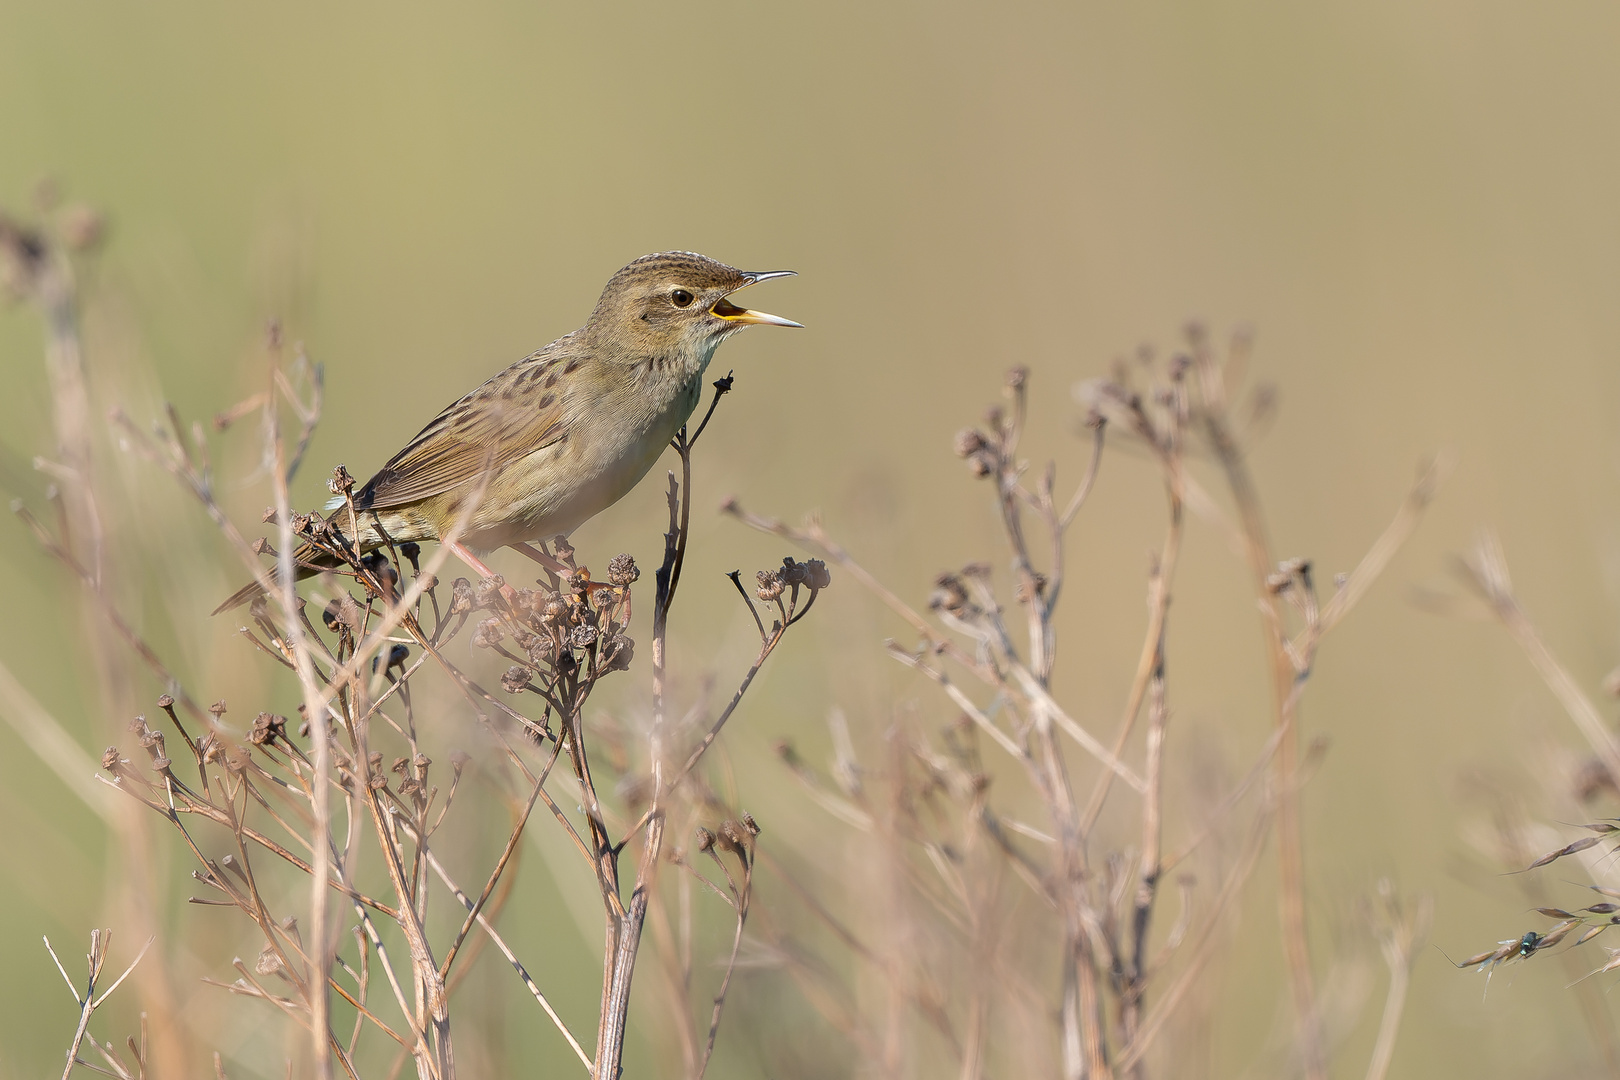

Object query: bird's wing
[356,355,571,511]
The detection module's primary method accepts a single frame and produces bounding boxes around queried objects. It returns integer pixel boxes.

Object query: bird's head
[588,251,800,361]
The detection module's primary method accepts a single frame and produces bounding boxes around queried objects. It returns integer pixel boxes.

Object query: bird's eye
[671,288,695,308]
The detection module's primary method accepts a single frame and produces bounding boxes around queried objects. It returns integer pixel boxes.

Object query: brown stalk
[1191,332,1323,1079]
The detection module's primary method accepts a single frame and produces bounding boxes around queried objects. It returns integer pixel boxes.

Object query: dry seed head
[570,623,598,649]
[248,712,274,745]
[930,574,974,618]
[601,633,635,672]
[695,827,716,852]
[255,943,283,977]
[501,665,533,694]
[539,594,568,625]
[472,618,505,649]
[449,577,475,615]
[756,570,784,602]
[954,428,988,458]
[607,553,639,586]
[1014,573,1047,604]
[740,811,761,836]
[473,574,506,608]
[526,635,558,666]
[803,558,831,590]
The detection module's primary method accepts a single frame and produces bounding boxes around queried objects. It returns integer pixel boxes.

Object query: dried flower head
[473,574,506,609]
[930,574,976,618]
[954,428,988,458]
[527,635,559,666]
[601,633,635,672]
[472,618,505,649]
[756,569,785,602]
[501,665,533,694]
[607,553,639,587]
[539,594,568,626]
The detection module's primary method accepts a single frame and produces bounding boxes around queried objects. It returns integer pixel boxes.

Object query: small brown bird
[216,251,798,613]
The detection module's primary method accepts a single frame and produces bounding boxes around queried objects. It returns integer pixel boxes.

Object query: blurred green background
[3,1,1620,1076]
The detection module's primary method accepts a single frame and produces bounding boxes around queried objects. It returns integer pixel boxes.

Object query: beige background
[3,2,1619,1076]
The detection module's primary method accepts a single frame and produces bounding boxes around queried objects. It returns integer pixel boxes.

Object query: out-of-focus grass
[4,2,1620,1077]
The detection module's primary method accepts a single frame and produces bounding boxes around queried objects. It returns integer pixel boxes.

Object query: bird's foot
[447,539,523,608]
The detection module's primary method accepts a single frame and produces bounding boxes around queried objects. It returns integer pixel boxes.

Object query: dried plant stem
[1194,341,1323,1080]
[49,929,154,1080]
[1458,530,1620,788]
[1118,647,1167,1067]
[1081,473,1181,834]
[268,367,338,1080]
[4,213,190,1078]
[1114,802,1272,1074]
[599,381,711,1079]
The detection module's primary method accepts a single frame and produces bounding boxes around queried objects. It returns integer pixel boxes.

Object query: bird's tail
[211,541,346,616]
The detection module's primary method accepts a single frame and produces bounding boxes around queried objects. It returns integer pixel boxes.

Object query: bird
[214,250,799,614]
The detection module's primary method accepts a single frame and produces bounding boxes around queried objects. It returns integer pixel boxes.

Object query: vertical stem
[1198,351,1322,1080]
[597,440,688,1078]
[10,220,189,1075]
[269,385,337,1080]
[1119,644,1166,1071]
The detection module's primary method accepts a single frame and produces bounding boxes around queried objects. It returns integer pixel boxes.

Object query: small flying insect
[1446,920,1575,999]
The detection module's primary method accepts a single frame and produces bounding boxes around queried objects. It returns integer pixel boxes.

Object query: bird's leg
[446,539,521,607]
[513,541,624,620]
[511,541,572,578]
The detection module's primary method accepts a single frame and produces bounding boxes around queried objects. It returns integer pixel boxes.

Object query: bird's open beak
[712,270,803,327]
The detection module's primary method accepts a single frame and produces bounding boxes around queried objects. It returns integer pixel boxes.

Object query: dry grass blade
[1523,836,1602,871]
[1455,529,1620,790]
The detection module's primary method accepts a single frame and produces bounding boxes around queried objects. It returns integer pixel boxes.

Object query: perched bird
[215,250,799,613]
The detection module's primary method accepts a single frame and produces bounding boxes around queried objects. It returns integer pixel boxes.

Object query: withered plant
[1437,533,1620,1058]
[2,203,825,1079]
[726,341,1442,1079]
